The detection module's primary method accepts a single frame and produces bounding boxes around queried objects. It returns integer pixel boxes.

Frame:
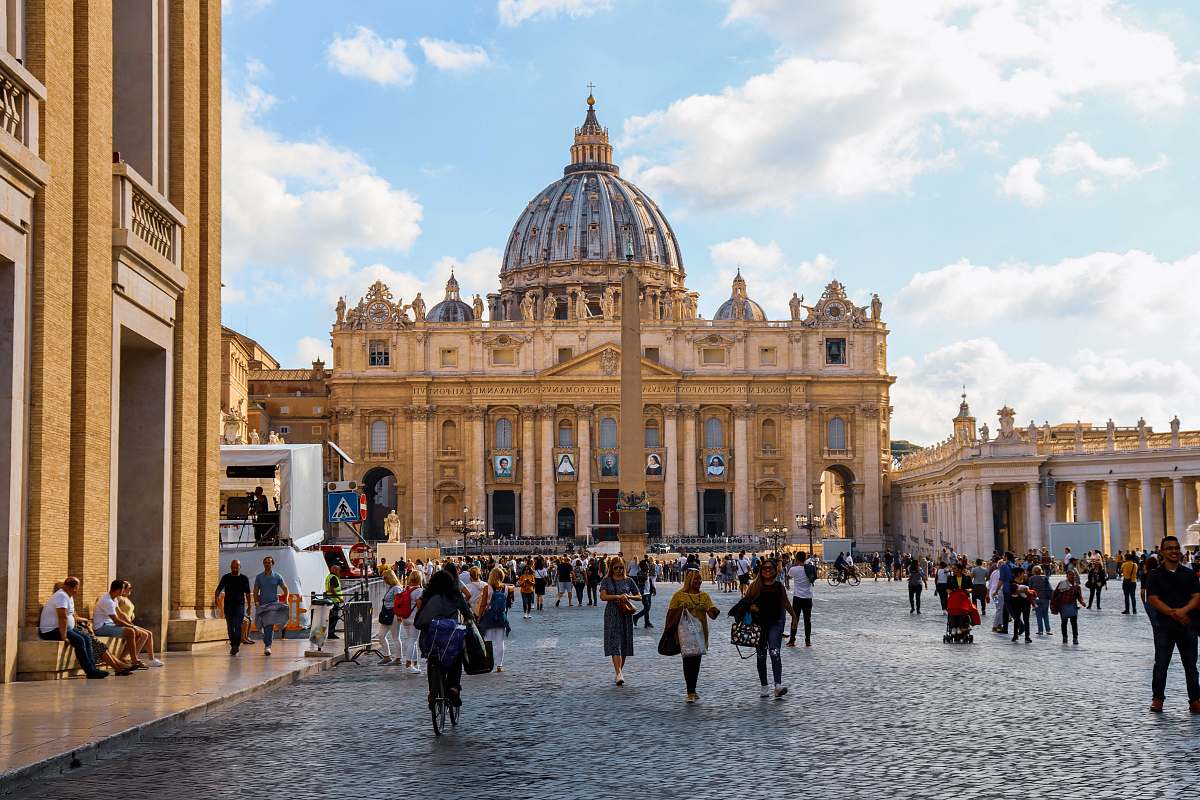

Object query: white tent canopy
[220,444,325,549]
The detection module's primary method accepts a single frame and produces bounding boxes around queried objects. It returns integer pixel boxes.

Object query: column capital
[785,403,810,420]
[679,404,700,416]
[405,404,434,421]
[662,404,680,418]
[463,406,486,420]
[519,405,538,421]
[575,404,595,420]
[732,404,754,420]
[860,403,881,419]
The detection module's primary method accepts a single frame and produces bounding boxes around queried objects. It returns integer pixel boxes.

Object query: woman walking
[518,565,536,620]
[477,567,513,672]
[666,568,719,703]
[734,557,796,698]
[378,568,402,664]
[907,558,927,614]
[1029,565,1052,636]
[1085,559,1107,610]
[599,557,640,686]
[1054,568,1084,644]
[572,558,587,607]
[585,558,602,606]
[395,571,424,673]
[533,556,549,612]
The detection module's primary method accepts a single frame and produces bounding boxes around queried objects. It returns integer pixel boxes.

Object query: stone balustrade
[112,161,185,270]
[0,51,43,152]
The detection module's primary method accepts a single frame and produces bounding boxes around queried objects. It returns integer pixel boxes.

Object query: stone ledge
[15,638,130,681]
[165,618,229,651]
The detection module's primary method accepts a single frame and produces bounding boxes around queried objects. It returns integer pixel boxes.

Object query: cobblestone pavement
[20,579,1200,799]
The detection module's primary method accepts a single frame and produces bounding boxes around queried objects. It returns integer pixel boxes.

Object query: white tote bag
[677,609,707,657]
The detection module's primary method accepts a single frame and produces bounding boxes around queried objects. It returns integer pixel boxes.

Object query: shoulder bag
[657,613,681,656]
[378,588,396,626]
[730,612,761,659]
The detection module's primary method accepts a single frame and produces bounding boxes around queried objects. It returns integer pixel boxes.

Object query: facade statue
[249,428,261,445]
[979,423,989,443]
[996,406,1016,440]
[789,292,803,320]
[267,431,280,444]
[335,296,347,324]
[383,510,401,540]
[1137,417,1148,449]
[1027,420,1038,443]
[1172,415,1181,435]
[542,293,558,320]
[601,287,616,321]
[870,293,882,320]
[1073,420,1083,445]
[577,290,590,320]
[411,293,426,322]
[472,294,485,320]
[520,292,537,322]
[1106,418,1116,449]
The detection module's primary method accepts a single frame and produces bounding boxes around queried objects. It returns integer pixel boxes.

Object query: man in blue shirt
[254,556,288,655]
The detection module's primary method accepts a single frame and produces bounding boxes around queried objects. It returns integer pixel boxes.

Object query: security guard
[324,564,345,640]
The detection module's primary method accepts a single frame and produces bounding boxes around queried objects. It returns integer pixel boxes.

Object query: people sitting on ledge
[38,576,136,678]
[94,579,164,669]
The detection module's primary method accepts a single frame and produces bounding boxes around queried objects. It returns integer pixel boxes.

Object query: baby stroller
[943,586,980,644]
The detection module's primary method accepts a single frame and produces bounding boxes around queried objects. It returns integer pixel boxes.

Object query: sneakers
[380,656,393,665]
[148,658,164,668]
[760,685,771,697]
[615,671,625,687]
[408,665,421,675]
[264,646,272,656]
[686,693,697,704]
[774,685,789,699]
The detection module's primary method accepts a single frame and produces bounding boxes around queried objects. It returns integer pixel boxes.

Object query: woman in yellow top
[517,565,537,620]
[666,568,720,703]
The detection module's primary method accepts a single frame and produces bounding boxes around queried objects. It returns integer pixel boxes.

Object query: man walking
[254,556,289,656]
[1121,551,1139,614]
[215,560,251,656]
[1145,535,1200,713]
[786,551,817,647]
[631,555,655,628]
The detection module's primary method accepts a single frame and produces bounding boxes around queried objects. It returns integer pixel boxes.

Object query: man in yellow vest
[325,564,345,640]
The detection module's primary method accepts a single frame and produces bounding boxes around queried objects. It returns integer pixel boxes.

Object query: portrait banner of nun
[556,452,576,479]
[645,453,663,477]
[705,453,725,479]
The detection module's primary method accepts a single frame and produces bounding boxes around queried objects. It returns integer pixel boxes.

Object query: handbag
[462,620,494,675]
[678,609,706,657]
[378,588,396,625]
[730,614,762,659]
[657,616,681,656]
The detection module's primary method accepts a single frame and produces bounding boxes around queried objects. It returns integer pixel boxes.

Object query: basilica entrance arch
[647,507,662,539]
[557,507,575,539]
[818,465,855,540]
[362,467,396,540]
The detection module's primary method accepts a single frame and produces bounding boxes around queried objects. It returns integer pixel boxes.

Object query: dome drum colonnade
[326,95,894,547]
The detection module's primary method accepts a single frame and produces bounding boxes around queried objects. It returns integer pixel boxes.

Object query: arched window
[557,419,574,447]
[704,417,723,449]
[370,420,389,454]
[495,418,513,450]
[441,420,458,451]
[761,419,777,451]
[827,417,846,450]
[599,417,618,449]
[644,420,660,448]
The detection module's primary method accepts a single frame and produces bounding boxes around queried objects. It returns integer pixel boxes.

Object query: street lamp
[794,502,824,557]
[450,506,486,556]
[761,517,789,558]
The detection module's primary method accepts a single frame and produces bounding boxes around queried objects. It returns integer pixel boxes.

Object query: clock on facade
[367,301,390,324]
[825,302,844,320]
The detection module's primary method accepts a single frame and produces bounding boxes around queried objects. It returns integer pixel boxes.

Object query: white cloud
[1048,133,1168,182]
[997,157,1046,206]
[498,0,611,26]
[622,0,1194,210]
[221,78,423,286]
[895,249,1200,335]
[706,237,834,318]
[418,38,491,72]
[295,336,333,367]
[326,26,416,87]
[329,248,503,321]
[891,338,1200,444]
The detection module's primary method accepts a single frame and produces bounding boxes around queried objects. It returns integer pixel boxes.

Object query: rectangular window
[759,346,777,366]
[311,425,321,435]
[644,425,661,448]
[493,348,516,366]
[313,405,322,414]
[557,347,573,364]
[440,348,458,367]
[702,347,725,365]
[279,405,290,415]
[278,426,290,435]
[825,338,847,365]
[920,503,929,524]
[368,340,390,367]
[644,347,660,362]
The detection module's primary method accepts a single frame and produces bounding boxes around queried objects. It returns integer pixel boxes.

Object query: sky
[219,0,1200,445]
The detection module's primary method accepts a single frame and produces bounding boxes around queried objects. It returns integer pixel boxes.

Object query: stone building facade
[892,397,1200,558]
[0,1,223,680]
[324,97,895,548]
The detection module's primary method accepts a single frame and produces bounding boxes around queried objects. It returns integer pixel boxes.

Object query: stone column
[539,406,555,537]
[466,407,486,520]
[663,405,680,537]
[520,406,536,538]
[1025,481,1042,551]
[788,404,810,527]
[1140,479,1156,548]
[681,405,699,536]
[410,406,430,537]
[977,484,994,557]
[1106,479,1124,552]
[733,405,752,537]
[1173,477,1187,538]
[1074,481,1089,523]
[576,405,593,539]
[862,405,882,544]
[1117,481,1132,550]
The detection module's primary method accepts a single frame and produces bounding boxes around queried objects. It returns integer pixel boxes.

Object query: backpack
[394,586,417,621]
[426,618,466,669]
[804,563,818,584]
[1050,586,1071,615]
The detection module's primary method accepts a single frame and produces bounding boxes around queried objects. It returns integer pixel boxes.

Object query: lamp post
[761,517,789,558]
[450,506,486,557]
[794,502,824,557]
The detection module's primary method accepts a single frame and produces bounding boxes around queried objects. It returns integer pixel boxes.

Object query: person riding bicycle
[414,568,474,709]
[834,552,849,582]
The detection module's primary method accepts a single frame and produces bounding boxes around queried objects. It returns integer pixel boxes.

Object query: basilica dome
[500,95,683,282]
[713,270,766,321]
[426,272,474,323]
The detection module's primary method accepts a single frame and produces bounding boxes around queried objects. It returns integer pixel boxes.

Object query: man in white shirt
[94,579,161,668]
[786,551,817,647]
[38,576,107,678]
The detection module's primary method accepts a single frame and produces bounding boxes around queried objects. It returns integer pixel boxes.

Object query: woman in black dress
[599,557,640,686]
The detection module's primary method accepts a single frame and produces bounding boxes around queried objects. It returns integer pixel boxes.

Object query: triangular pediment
[540,343,681,379]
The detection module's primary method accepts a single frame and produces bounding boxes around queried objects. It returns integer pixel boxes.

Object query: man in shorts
[737,551,751,594]
[93,579,161,667]
[555,556,574,607]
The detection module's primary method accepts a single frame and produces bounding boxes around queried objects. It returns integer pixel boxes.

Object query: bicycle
[826,568,861,587]
[428,658,460,737]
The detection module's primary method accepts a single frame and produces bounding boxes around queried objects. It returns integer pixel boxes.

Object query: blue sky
[220,0,1200,443]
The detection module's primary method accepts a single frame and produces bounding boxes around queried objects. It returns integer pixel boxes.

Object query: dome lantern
[567,89,616,175]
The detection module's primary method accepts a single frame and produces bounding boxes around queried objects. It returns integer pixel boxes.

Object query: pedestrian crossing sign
[327,490,360,523]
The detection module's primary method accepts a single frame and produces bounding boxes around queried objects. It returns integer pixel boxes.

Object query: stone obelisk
[617,267,648,561]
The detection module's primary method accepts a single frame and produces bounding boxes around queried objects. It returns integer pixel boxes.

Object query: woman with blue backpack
[476,568,513,673]
[414,570,475,708]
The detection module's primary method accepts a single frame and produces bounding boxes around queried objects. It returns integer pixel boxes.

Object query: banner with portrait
[704,453,726,479]
[493,455,514,480]
[599,453,619,477]
[645,452,664,477]
[555,452,576,480]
